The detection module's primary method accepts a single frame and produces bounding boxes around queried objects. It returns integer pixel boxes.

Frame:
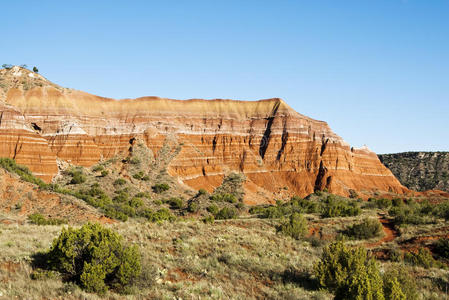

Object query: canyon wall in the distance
[0,66,408,203]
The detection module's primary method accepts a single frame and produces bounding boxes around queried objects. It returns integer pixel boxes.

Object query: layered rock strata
[0,67,408,202]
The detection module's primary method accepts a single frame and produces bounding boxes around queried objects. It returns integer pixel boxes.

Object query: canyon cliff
[0,66,408,203]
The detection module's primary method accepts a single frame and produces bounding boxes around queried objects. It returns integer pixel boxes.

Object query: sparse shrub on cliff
[210,193,237,203]
[0,158,47,188]
[114,178,127,186]
[38,223,141,294]
[344,218,383,240]
[276,213,307,240]
[202,214,215,224]
[135,192,151,199]
[187,201,199,213]
[129,197,144,208]
[166,197,183,209]
[152,183,170,193]
[314,241,384,300]
[348,189,358,199]
[144,208,176,222]
[28,213,67,225]
[100,170,109,177]
[207,204,219,215]
[129,157,141,165]
[92,165,104,172]
[235,202,245,209]
[215,207,237,220]
[68,168,86,184]
[132,171,144,180]
[197,188,208,196]
[212,173,245,201]
[113,190,130,203]
[103,205,129,222]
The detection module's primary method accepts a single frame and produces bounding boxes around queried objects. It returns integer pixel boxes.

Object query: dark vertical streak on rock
[259,100,281,159]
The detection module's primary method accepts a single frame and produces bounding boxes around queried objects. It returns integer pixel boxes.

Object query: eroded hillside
[379,152,449,192]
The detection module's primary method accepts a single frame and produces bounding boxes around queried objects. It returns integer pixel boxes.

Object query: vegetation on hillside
[1,153,449,298]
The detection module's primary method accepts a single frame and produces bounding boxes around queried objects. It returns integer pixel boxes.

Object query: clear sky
[1,0,448,154]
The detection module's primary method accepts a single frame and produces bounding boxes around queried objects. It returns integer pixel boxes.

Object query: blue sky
[1,0,448,154]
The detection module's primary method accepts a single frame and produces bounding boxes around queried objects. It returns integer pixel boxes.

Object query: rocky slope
[0,66,408,203]
[379,152,449,192]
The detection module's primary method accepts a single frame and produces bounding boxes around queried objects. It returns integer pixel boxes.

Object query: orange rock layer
[0,70,408,202]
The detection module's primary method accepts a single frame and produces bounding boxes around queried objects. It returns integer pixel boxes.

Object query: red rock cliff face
[0,67,408,203]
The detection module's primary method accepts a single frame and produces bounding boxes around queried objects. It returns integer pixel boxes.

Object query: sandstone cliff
[0,66,408,203]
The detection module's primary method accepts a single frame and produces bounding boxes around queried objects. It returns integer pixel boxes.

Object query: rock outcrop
[0,66,408,203]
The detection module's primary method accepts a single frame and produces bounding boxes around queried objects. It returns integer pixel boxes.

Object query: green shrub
[129,197,144,208]
[92,165,104,172]
[30,268,59,280]
[210,193,237,203]
[141,175,150,181]
[187,201,199,213]
[0,158,47,188]
[249,196,319,219]
[134,192,151,199]
[434,238,449,259]
[145,208,176,222]
[68,169,86,184]
[392,198,403,207]
[166,197,183,209]
[132,171,144,180]
[42,223,141,294]
[202,215,215,224]
[404,248,441,269]
[103,205,129,222]
[197,188,208,196]
[207,204,219,215]
[114,178,127,186]
[113,190,130,203]
[276,213,307,240]
[215,207,237,220]
[152,183,170,193]
[321,196,360,218]
[368,198,392,209]
[28,213,67,225]
[100,170,109,177]
[389,203,436,225]
[314,241,384,300]
[129,157,141,164]
[344,218,383,240]
[383,266,418,300]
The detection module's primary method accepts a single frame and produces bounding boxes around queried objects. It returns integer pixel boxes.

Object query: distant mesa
[0,66,408,204]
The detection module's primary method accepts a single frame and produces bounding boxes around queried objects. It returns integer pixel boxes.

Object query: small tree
[33,66,39,73]
[314,241,384,300]
[276,213,307,239]
[42,223,141,294]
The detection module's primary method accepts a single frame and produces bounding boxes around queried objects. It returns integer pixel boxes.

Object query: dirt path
[366,216,398,248]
